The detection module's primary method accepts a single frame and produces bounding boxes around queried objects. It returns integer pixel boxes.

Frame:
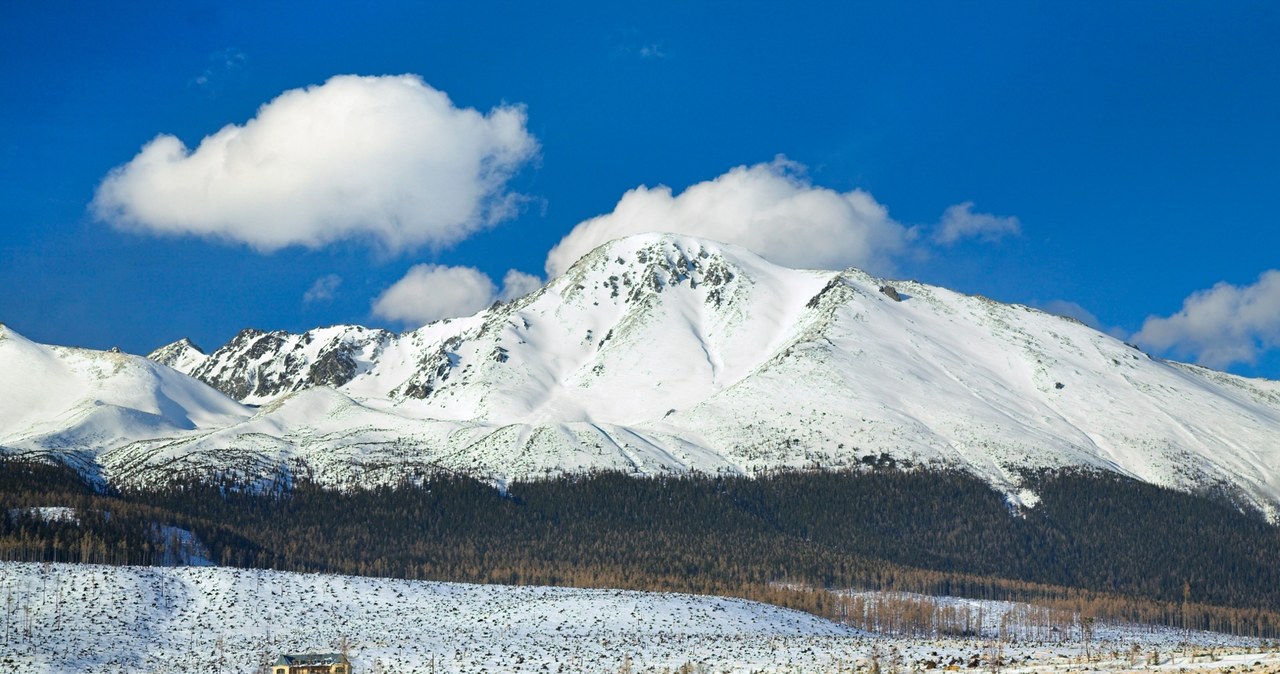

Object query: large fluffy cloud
[1133,270,1280,368]
[93,74,538,253]
[372,265,543,327]
[544,158,914,277]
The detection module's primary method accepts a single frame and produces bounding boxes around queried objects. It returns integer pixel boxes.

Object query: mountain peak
[159,337,203,354]
[564,232,776,274]
[550,233,753,311]
[182,323,395,404]
[147,337,207,372]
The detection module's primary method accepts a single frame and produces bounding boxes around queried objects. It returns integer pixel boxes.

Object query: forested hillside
[3,457,1279,637]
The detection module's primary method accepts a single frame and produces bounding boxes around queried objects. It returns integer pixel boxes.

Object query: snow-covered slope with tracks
[0,561,861,673]
[2,561,1265,674]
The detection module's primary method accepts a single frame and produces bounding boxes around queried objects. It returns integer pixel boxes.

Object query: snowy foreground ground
[0,562,1276,673]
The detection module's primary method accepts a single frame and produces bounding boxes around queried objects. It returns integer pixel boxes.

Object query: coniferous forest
[3,456,1279,638]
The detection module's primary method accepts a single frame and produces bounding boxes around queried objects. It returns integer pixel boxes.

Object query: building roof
[274,653,350,666]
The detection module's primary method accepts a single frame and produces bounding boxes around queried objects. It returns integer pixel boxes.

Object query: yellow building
[272,653,351,674]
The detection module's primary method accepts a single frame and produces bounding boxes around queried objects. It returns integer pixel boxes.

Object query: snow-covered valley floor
[0,562,1274,673]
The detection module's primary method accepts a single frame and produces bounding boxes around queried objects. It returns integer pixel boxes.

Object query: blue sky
[2,1,1278,377]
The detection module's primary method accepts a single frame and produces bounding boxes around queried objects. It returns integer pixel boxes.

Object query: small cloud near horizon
[933,201,1021,246]
[371,265,543,327]
[1133,270,1280,369]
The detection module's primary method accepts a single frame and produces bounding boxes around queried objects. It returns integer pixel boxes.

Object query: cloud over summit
[544,159,913,278]
[543,158,1020,279]
[93,74,538,253]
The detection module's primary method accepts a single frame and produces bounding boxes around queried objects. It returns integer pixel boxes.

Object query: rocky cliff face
[172,325,395,404]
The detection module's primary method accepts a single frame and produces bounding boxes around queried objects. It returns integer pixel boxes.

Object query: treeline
[834,592,1079,640]
[833,590,1280,644]
[0,459,264,566]
[2,457,1280,638]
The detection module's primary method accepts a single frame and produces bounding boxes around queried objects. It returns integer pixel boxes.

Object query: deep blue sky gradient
[2,1,1277,376]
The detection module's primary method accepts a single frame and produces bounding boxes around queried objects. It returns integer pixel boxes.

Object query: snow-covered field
[0,562,1272,674]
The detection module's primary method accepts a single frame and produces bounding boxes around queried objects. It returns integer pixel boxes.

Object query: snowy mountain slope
[146,337,207,372]
[2,561,1265,674]
[5,234,1280,520]
[101,386,466,488]
[0,324,249,480]
[672,268,1280,514]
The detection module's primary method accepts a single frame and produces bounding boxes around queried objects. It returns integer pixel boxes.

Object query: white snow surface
[145,337,208,373]
[0,325,249,481]
[0,561,859,673]
[0,562,1266,674]
[4,234,1280,518]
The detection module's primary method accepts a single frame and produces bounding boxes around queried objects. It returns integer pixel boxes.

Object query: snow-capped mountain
[145,337,207,372]
[0,324,249,484]
[5,233,1280,520]
[160,325,394,403]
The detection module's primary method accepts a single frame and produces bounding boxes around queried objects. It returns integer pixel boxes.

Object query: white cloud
[93,74,538,254]
[544,158,915,277]
[1133,270,1280,369]
[372,265,496,326]
[303,274,342,304]
[372,265,544,327]
[933,201,1021,245]
[500,269,543,301]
